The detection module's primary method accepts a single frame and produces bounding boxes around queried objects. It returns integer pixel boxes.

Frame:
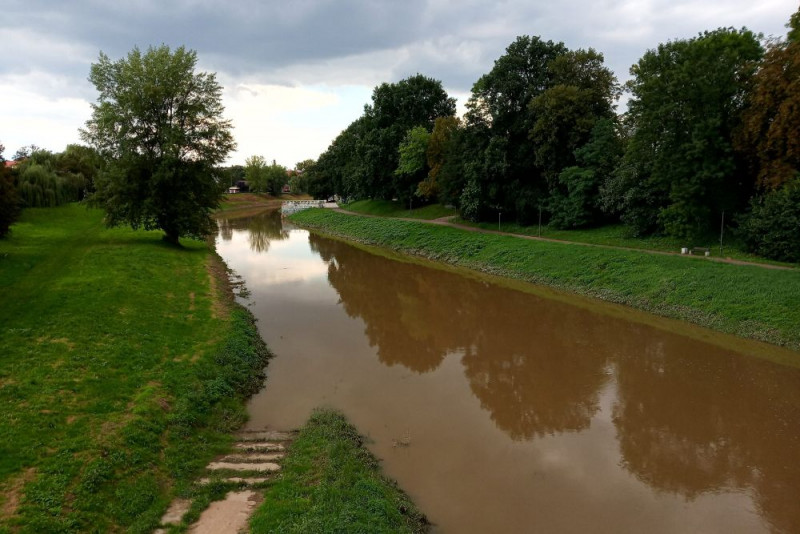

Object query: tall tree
[244,155,268,192]
[609,29,762,240]
[738,9,800,190]
[364,74,456,201]
[419,116,460,201]
[82,45,235,244]
[463,36,568,223]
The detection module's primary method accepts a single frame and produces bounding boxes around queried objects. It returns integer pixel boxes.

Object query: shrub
[740,177,800,262]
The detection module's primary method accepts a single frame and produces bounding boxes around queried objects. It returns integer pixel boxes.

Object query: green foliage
[0,205,270,531]
[611,28,762,241]
[82,45,235,244]
[308,75,455,202]
[395,126,430,202]
[549,118,622,228]
[396,126,430,178]
[291,209,800,350]
[18,163,74,207]
[244,155,268,192]
[740,177,800,262]
[0,145,21,237]
[250,409,429,534]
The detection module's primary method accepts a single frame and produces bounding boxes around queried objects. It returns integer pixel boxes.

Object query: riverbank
[0,204,272,532]
[250,409,429,533]
[289,208,800,355]
[0,204,429,532]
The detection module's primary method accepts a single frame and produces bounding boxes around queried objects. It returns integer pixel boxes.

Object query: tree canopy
[82,45,235,244]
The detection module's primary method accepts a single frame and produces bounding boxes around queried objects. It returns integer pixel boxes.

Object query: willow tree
[82,45,235,244]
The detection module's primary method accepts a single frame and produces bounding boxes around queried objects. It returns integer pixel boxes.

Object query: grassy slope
[456,218,794,268]
[343,200,455,220]
[0,205,270,533]
[290,208,800,352]
[249,409,428,534]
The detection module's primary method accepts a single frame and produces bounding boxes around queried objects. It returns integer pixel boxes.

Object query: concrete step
[218,452,284,463]
[206,461,281,473]
[235,430,296,442]
[233,441,285,452]
[187,490,261,534]
[197,476,270,485]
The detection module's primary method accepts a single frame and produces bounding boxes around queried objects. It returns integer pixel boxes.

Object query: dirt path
[155,430,296,533]
[331,209,795,271]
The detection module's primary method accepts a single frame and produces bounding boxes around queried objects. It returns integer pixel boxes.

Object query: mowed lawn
[0,205,268,533]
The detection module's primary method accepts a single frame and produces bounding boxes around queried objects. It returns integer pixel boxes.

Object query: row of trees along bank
[303,10,800,263]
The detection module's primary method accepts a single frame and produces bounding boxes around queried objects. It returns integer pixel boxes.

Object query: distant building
[227,186,240,194]
[4,160,19,169]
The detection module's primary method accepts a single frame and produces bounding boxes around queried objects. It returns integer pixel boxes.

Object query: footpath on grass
[290,208,800,357]
[335,208,794,271]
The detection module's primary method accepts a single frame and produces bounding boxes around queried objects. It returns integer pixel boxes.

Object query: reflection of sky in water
[215,210,800,534]
[217,228,331,289]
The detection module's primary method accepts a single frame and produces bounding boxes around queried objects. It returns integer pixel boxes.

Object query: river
[216,209,800,534]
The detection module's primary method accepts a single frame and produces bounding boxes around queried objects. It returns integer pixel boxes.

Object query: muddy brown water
[216,210,800,534]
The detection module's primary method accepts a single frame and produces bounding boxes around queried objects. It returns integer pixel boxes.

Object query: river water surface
[216,209,800,534]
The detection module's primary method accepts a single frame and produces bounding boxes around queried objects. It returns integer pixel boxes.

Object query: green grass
[249,409,429,534]
[457,218,794,267]
[0,204,270,533]
[290,209,800,354]
[343,199,455,220]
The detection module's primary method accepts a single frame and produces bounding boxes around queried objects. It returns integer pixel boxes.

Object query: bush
[0,163,20,237]
[740,178,800,262]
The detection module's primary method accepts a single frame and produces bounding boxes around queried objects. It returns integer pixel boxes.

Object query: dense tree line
[305,9,800,261]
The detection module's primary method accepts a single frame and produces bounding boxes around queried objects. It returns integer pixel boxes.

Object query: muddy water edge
[215,209,800,534]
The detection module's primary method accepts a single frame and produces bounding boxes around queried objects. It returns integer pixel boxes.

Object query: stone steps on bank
[155,428,296,533]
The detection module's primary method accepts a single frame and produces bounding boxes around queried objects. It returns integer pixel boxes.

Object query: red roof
[4,160,18,168]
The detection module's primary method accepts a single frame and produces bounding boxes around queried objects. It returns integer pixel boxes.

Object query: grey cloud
[4,0,797,99]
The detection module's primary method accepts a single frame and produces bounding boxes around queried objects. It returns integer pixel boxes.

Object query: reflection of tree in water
[612,337,800,532]
[308,233,609,439]
[310,234,463,373]
[461,292,614,440]
[217,209,289,252]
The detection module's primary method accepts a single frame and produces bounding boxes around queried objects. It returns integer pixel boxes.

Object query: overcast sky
[1,0,796,167]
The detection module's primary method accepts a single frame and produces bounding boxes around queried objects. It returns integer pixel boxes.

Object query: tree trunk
[163,229,180,246]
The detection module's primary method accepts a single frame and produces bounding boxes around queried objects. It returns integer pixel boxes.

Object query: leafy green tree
[611,29,762,240]
[549,118,623,228]
[0,143,21,238]
[264,161,288,196]
[82,45,235,244]
[55,144,103,198]
[363,74,456,201]
[463,36,568,223]
[395,126,430,203]
[244,155,268,192]
[529,49,619,188]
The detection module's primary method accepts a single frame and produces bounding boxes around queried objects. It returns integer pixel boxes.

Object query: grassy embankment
[251,409,429,534]
[290,208,800,356]
[343,199,456,220]
[456,217,794,267]
[0,204,270,533]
